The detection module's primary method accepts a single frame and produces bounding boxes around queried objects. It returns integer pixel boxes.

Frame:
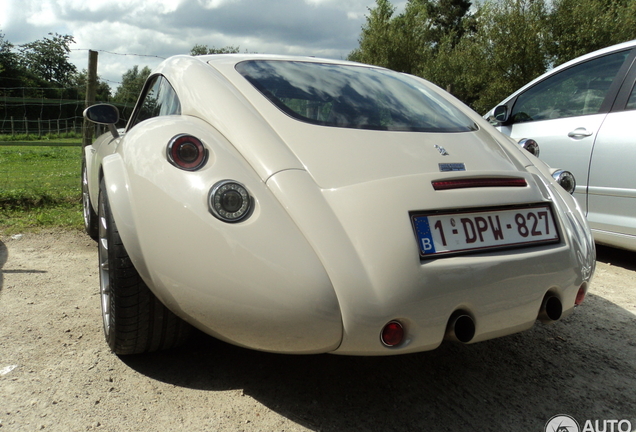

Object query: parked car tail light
[167,134,208,171]
[552,170,576,194]
[518,138,540,157]
[209,180,253,223]
[575,286,586,306]
[432,178,527,190]
[380,321,404,347]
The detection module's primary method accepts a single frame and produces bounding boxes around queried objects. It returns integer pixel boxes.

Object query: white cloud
[196,0,238,9]
[0,0,11,30]
[2,0,378,92]
[25,1,58,27]
[56,0,185,14]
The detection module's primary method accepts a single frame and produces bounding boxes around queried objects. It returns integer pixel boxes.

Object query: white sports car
[82,54,595,356]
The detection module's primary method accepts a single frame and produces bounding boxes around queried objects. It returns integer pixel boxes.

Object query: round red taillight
[381,321,404,347]
[167,134,208,171]
[575,286,586,306]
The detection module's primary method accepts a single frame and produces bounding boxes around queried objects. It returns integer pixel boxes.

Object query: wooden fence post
[83,50,99,147]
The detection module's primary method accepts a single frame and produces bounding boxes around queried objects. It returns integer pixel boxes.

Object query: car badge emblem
[435,145,449,156]
[439,163,466,172]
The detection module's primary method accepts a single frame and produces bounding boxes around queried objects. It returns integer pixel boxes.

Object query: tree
[548,0,636,66]
[425,0,474,49]
[429,0,550,113]
[75,69,112,102]
[348,0,636,113]
[0,32,13,75]
[348,0,473,74]
[388,0,431,74]
[18,33,77,87]
[190,44,240,55]
[1,31,26,89]
[348,0,397,68]
[112,65,152,104]
[1,32,56,97]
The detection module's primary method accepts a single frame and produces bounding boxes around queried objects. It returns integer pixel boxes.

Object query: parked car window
[128,75,181,129]
[509,50,630,124]
[236,60,477,133]
[626,82,636,110]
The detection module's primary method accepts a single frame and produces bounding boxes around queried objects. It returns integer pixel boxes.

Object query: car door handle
[568,128,594,138]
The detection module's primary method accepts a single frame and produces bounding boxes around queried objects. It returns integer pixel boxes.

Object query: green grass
[0,142,84,234]
[0,132,83,143]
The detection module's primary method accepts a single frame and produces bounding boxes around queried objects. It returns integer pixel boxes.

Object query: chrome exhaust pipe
[445,313,475,343]
[538,294,563,323]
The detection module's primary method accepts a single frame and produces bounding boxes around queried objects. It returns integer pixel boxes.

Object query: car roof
[194,53,374,69]
[150,53,389,90]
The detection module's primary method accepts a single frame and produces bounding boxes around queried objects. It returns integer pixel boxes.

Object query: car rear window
[236,60,477,133]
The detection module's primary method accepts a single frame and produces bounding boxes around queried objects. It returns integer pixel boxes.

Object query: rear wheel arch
[97,176,192,354]
[101,154,151,282]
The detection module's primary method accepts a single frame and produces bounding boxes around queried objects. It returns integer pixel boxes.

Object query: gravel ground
[1,230,635,432]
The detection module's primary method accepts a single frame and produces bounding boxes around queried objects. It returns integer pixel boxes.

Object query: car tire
[81,156,99,241]
[98,177,192,355]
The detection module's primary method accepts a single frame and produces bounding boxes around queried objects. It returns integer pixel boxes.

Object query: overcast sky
[1,0,409,92]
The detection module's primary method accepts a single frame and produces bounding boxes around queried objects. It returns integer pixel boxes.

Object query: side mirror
[493,105,509,124]
[83,104,120,138]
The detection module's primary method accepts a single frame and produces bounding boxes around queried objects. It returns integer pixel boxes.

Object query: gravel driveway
[1,231,635,431]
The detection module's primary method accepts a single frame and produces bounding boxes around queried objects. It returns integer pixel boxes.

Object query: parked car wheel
[98,177,192,355]
[81,156,98,241]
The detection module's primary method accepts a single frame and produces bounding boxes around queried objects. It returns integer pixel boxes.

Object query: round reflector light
[575,286,586,306]
[167,134,208,171]
[381,321,405,347]
[209,180,252,223]
[552,170,576,194]
[518,138,540,157]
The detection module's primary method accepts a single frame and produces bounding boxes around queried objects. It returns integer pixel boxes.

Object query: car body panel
[496,114,607,214]
[152,55,304,182]
[206,58,526,189]
[487,40,636,250]
[101,115,343,353]
[587,109,636,244]
[268,167,592,355]
[84,54,595,355]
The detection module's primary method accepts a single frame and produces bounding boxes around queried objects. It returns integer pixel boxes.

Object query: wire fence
[0,87,135,138]
[0,88,106,209]
[1,91,84,137]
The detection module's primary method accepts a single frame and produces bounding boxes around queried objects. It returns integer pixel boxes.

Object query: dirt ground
[0,230,635,432]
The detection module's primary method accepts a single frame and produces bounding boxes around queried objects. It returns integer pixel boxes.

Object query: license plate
[411,205,559,258]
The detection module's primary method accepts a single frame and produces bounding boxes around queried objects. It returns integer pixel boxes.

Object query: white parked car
[82,54,595,356]
[486,40,636,251]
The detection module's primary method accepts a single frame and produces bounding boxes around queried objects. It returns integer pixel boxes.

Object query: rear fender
[84,145,97,214]
[101,153,151,283]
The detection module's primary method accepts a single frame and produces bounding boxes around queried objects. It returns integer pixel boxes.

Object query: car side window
[626,83,636,110]
[510,50,630,124]
[128,75,181,130]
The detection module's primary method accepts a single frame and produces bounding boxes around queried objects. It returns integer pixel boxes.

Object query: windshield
[236,60,477,133]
